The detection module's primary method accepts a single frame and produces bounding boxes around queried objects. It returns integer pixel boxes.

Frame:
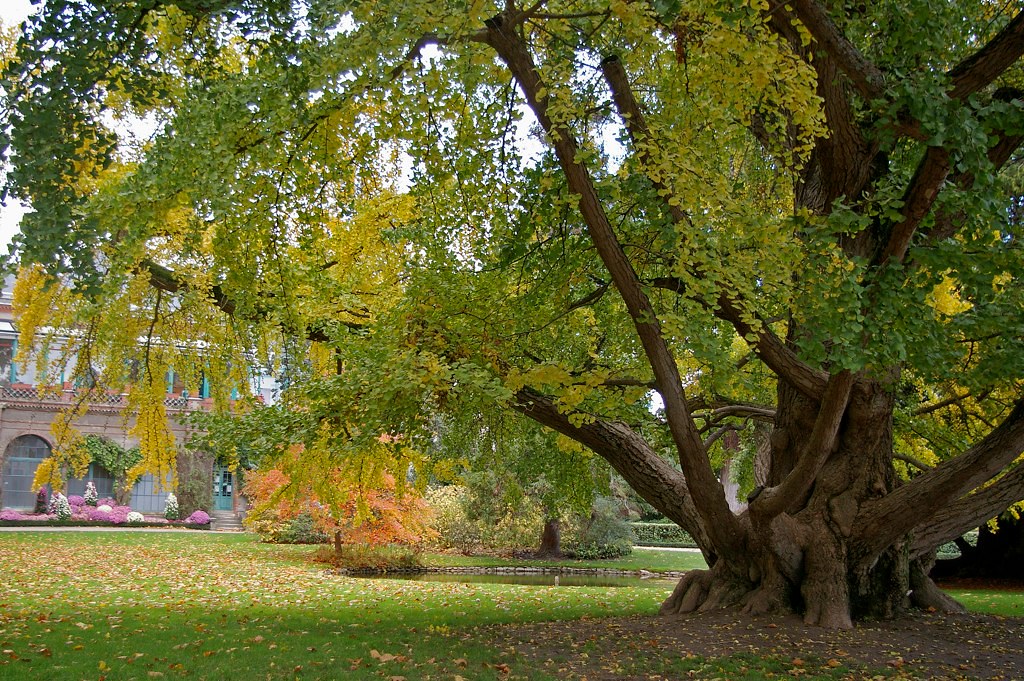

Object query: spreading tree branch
[894,451,933,472]
[925,123,1024,245]
[599,54,690,228]
[650,277,829,399]
[512,387,714,557]
[142,258,368,343]
[947,11,1024,101]
[910,459,1024,560]
[602,54,827,399]
[877,146,951,265]
[854,399,1024,559]
[481,10,747,560]
[750,370,854,519]
[785,0,886,102]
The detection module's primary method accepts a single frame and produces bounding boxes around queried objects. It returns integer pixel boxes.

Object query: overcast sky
[1,0,40,252]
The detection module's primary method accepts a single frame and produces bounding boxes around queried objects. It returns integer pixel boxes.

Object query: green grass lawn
[0,532,1018,680]
[945,587,1024,617]
[0,532,668,680]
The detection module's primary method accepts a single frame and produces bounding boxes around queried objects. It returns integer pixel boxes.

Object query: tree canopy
[2,0,1023,627]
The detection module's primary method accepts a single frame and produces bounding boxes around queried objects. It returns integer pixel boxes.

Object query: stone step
[209,511,246,532]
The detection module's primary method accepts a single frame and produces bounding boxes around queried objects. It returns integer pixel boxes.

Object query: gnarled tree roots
[660,565,790,620]
[659,560,966,628]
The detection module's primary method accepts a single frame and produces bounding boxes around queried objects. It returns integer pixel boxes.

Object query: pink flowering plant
[1,488,212,528]
[185,510,211,525]
[85,506,113,522]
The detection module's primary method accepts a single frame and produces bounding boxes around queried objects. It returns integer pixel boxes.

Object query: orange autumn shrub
[242,459,435,547]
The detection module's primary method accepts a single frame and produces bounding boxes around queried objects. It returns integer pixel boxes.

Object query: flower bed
[0,516,212,529]
[0,497,211,529]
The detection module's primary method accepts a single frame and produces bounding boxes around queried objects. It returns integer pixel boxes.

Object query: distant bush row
[630,522,697,548]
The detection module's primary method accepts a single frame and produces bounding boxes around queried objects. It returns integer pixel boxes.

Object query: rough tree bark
[537,516,562,558]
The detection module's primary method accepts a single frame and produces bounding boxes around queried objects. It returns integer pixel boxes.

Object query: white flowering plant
[164,493,179,520]
[84,481,98,506]
[126,511,145,524]
[53,493,72,521]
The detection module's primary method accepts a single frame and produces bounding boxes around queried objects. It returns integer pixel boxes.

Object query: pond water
[352,572,676,588]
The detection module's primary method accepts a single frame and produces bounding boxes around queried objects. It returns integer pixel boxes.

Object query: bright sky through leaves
[0,0,36,250]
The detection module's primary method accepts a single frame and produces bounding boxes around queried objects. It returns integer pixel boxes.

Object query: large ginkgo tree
[2,0,1023,628]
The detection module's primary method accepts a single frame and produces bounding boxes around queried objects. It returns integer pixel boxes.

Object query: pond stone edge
[333,565,687,580]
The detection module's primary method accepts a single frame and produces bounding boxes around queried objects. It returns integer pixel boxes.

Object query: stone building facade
[0,279,263,516]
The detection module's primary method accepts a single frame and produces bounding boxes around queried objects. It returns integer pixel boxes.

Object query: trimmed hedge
[631,521,697,548]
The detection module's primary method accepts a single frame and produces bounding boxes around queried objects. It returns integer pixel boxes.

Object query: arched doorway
[1,435,52,509]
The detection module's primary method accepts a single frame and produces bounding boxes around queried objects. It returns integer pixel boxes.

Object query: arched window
[1,435,52,509]
[67,462,115,499]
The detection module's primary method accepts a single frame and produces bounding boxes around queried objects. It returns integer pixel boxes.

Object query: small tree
[84,436,142,506]
[243,447,434,549]
[437,411,612,558]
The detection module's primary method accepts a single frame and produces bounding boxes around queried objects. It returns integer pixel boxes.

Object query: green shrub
[274,512,330,544]
[425,485,543,554]
[425,486,484,552]
[563,542,633,559]
[630,521,697,547]
[564,497,633,559]
[935,529,979,560]
[313,543,422,571]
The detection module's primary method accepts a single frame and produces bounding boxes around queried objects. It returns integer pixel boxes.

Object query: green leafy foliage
[563,498,634,560]
[631,522,697,547]
[425,484,544,554]
[271,512,330,545]
[82,436,142,504]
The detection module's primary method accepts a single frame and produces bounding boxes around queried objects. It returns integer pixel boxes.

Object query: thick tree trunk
[910,554,967,613]
[517,380,947,628]
[537,516,562,557]
[662,377,921,627]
